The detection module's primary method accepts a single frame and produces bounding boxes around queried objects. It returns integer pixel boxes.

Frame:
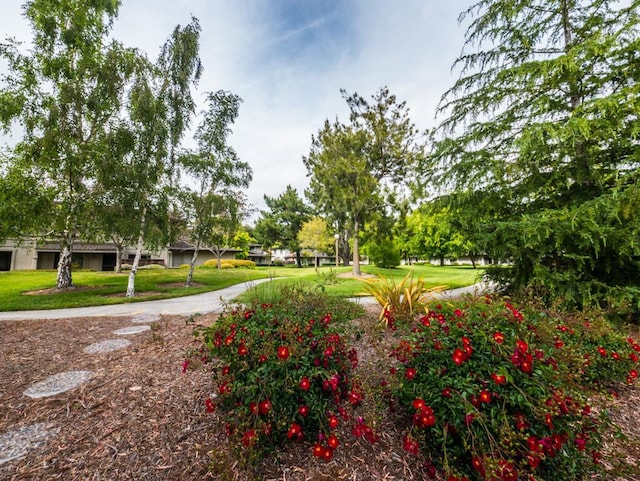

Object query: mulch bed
[0,308,639,480]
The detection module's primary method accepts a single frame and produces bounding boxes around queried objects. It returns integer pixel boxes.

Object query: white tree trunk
[186,242,199,287]
[126,205,147,297]
[56,238,74,289]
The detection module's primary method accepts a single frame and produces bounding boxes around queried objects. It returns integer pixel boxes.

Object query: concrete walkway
[0,280,490,321]
[0,278,273,321]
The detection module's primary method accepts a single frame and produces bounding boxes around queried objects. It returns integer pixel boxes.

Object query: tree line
[1,0,639,315]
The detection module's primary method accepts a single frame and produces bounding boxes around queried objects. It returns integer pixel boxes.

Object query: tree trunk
[352,220,361,276]
[469,253,477,269]
[215,246,222,269]
[126,205,147,298]
[56,239,74,289]
[186,242,199,287]
[296,249,302,268]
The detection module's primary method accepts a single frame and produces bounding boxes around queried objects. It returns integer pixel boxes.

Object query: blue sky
[0,0,469,217]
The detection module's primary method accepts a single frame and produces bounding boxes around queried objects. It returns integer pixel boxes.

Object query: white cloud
[0,0,469,220]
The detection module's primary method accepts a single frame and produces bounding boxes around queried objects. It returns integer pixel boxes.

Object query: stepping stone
[0,423,60,465]
[131,313,160,324]
[83,339,131,354]
[113,325,151,335]
[23,371,94,399]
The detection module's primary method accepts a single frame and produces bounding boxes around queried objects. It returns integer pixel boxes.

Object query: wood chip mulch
[0,308,639,480]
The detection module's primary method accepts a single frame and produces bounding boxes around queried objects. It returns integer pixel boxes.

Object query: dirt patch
[0,307,638,480]
[23,286,100,296]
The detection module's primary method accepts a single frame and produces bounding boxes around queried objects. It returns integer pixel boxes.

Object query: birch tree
[0,0,135,288]
[124,17,202,297]
[179,90,252,286]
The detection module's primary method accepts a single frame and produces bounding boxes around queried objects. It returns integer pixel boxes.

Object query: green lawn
[236,264,484,304]
[0,268,268,311]
[0,264,484,312]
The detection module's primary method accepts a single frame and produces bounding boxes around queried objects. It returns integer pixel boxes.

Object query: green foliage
[364,237,401,268]
[305,87,426,275]
[189,285,365,460]
[428,0,640,314]
[392,297,639,480]
[361,273,444,326]
[254,186,311,268]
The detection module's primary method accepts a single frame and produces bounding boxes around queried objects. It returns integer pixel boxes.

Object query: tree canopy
[428,0,640,312]
[305,87,425,275]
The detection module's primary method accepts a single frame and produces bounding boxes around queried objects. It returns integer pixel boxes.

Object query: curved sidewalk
[0,281,490,322]
[0,279,273,321]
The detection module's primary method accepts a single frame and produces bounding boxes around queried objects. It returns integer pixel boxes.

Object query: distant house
[166,240,241,268]
[247,244,271,266]
[0,238,166,272]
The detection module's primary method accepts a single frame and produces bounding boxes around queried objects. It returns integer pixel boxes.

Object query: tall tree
[255,186,311,267]
[0,0,136,288]
[305,87,425,276]
[430,0,640,310]
[179,90,251,285]
[123,17,202,297]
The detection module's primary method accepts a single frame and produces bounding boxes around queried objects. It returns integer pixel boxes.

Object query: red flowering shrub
[391,296,639,480]
[190,285,365,460]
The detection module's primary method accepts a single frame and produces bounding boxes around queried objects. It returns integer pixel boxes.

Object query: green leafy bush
[365,237,401,268]
[391,296,639,480]
[189,285,367,461]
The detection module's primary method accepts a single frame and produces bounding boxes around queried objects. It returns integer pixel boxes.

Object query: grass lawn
[0,264,484,312]
[0,268,269,311]
[236,264,484,304]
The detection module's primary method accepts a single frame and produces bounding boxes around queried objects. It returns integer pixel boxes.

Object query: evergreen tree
[429,0,640,312]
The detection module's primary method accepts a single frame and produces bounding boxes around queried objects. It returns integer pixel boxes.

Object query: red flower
[328,414,339,429]
[286,422,302,440]
[322,447,333,460]
[597,346,607,357]
[298,404,309,417]
[403,435,419,455]
[299,376,311,391]
[242,429,256,446]
[221,365,230,376]
[442,387,452,398]
[237,344,248,356]
[327,434,340,449]
[478,390,491,403]
[412,398,426,410]
[493,331,505,344]
[452,348,466,365]
[312,443,324,458]
[405,367,417,380]
[258,399,271,416]
[181,359,190,373]
[471,456,485,477]
[491,372,507,385]
[516,339,529,353]
[205,398,215,412]
[277,345,290,360]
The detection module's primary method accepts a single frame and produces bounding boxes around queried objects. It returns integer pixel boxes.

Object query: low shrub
[361,273,445,327]
[202,258,256,269]
[118,263,164,271]
[391,296,639,480]
[188,285,366,461]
